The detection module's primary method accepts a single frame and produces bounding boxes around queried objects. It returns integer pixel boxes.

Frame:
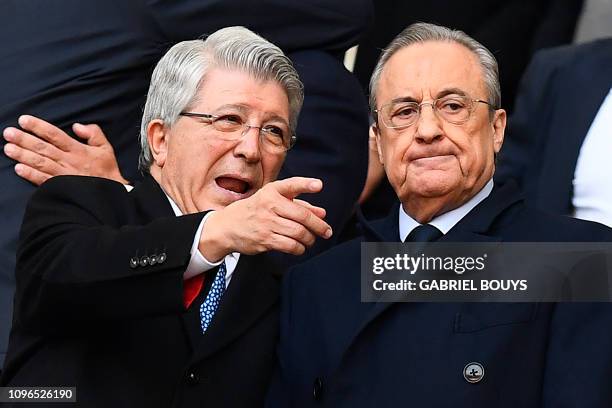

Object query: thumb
[72,123,110,147]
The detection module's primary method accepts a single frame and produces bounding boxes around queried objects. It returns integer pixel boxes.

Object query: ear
[372,125,385,165]
[147,119,169,168]
[491,109,506,154]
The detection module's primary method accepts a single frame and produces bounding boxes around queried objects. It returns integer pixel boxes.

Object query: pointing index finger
[272,177,323,199]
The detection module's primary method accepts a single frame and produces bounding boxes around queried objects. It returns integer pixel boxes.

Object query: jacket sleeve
[13,176,206,334]
[495,45,570,187]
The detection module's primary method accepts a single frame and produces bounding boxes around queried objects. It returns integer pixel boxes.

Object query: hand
[3,115,129,186]
[358,126,386,204]
[199,177,333,260]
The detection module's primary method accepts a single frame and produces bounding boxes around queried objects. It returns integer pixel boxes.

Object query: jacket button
[139,256,150,267]
[158,252,167,264]
[149,255,158,265]
[185,371,200,385]
[129,257,139,269]
[313,377,323,400]
[463,362,485,383]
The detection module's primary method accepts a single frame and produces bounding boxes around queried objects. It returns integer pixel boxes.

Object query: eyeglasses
[179,111,296,153]
[374,95,496,130]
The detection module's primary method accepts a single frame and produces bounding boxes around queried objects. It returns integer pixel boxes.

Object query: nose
[233,125,262,162]
[414,103,443,144]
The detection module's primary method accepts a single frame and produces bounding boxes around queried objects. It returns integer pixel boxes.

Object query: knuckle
[292,225,306,240]
[304,232,316,246]
[32,155,45,169]
[292,241,304,254]
[34,141,47,152]
[298,208,311,224]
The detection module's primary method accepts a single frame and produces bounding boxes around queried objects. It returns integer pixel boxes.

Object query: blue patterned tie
[200,262,227,333]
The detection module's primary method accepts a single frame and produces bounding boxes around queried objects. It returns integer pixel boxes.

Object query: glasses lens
[211,114,245,134]
[382,101,420,128]
[261,125,291,152]
[435,96,471,124]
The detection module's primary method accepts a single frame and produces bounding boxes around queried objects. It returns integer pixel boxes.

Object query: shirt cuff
[184,211,223,280]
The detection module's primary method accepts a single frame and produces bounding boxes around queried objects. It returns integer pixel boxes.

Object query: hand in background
[3,115,129,186]
[358,126,385,205]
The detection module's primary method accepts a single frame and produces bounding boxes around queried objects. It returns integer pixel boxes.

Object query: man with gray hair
[267,22,612,407]
[1,26,331,407]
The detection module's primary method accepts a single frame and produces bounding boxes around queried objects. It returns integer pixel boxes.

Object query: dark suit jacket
[496,39,612,215]
[0,0,372,368]
[0,175,282,407]
[267,182,612,407]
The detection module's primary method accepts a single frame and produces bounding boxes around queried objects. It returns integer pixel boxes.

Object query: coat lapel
[192,254,281,361]
[129,174,176,221]
[344,182,523,360]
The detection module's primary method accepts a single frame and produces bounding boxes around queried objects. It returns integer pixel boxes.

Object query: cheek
[387,140,411,175]
[262,155,285,182]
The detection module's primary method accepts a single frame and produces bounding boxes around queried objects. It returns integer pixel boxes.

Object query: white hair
[369,22,501,119]
[138,26,303,172]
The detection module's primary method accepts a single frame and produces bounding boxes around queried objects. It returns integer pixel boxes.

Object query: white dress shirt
[572,87,612,228]
[399,179,494,241]
[164,194,240,288]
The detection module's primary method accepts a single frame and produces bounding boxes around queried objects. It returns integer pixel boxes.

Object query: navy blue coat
[267,182,612,407]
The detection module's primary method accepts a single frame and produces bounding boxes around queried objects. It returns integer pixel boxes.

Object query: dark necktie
[405,224,443,243]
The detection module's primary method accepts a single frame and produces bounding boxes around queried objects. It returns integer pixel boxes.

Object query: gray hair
[369,22,501,118]
[138,26,303,172]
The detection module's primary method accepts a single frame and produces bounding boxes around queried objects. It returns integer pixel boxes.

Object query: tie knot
[405,224,443,243]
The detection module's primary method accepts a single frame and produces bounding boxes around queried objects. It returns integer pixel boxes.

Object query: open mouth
[215,176,252,194]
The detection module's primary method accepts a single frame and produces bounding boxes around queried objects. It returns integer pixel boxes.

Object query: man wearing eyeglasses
[267,23,612,407]
[1,26,332,407]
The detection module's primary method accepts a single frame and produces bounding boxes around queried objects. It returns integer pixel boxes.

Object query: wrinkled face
[152,68,290,213]
[374,41,506,211]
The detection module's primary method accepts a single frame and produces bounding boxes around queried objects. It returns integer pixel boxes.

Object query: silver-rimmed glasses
[374,95,495,130]
[180,111,296,153]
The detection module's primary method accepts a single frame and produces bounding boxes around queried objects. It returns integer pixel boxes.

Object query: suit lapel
[192,254,280,361]
[343,183,521,361]
[537,46,612,213]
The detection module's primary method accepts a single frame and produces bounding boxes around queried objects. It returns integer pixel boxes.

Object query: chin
[409,177,458,198]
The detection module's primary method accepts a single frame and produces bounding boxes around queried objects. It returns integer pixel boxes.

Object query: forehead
[377,41,487,104]
[195,68,290,118]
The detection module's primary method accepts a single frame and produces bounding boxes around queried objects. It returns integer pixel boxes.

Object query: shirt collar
[399,179,494,241]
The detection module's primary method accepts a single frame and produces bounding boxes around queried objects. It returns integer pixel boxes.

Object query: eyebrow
[389,88,469,104]
[213,103,290,126]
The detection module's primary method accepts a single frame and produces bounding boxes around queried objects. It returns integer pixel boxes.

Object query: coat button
[313,377,323,400]
[129,257,139,269]
[158,252,167,264]
[463,362,485,383]
[185,371,200,385]
[149,255,158,265]
[139,256,150,267]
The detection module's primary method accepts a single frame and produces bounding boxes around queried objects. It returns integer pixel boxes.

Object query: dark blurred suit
[0,0,372,370]
[496,39,612,216]
[353,0,583,112]
[268,181,612,407]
